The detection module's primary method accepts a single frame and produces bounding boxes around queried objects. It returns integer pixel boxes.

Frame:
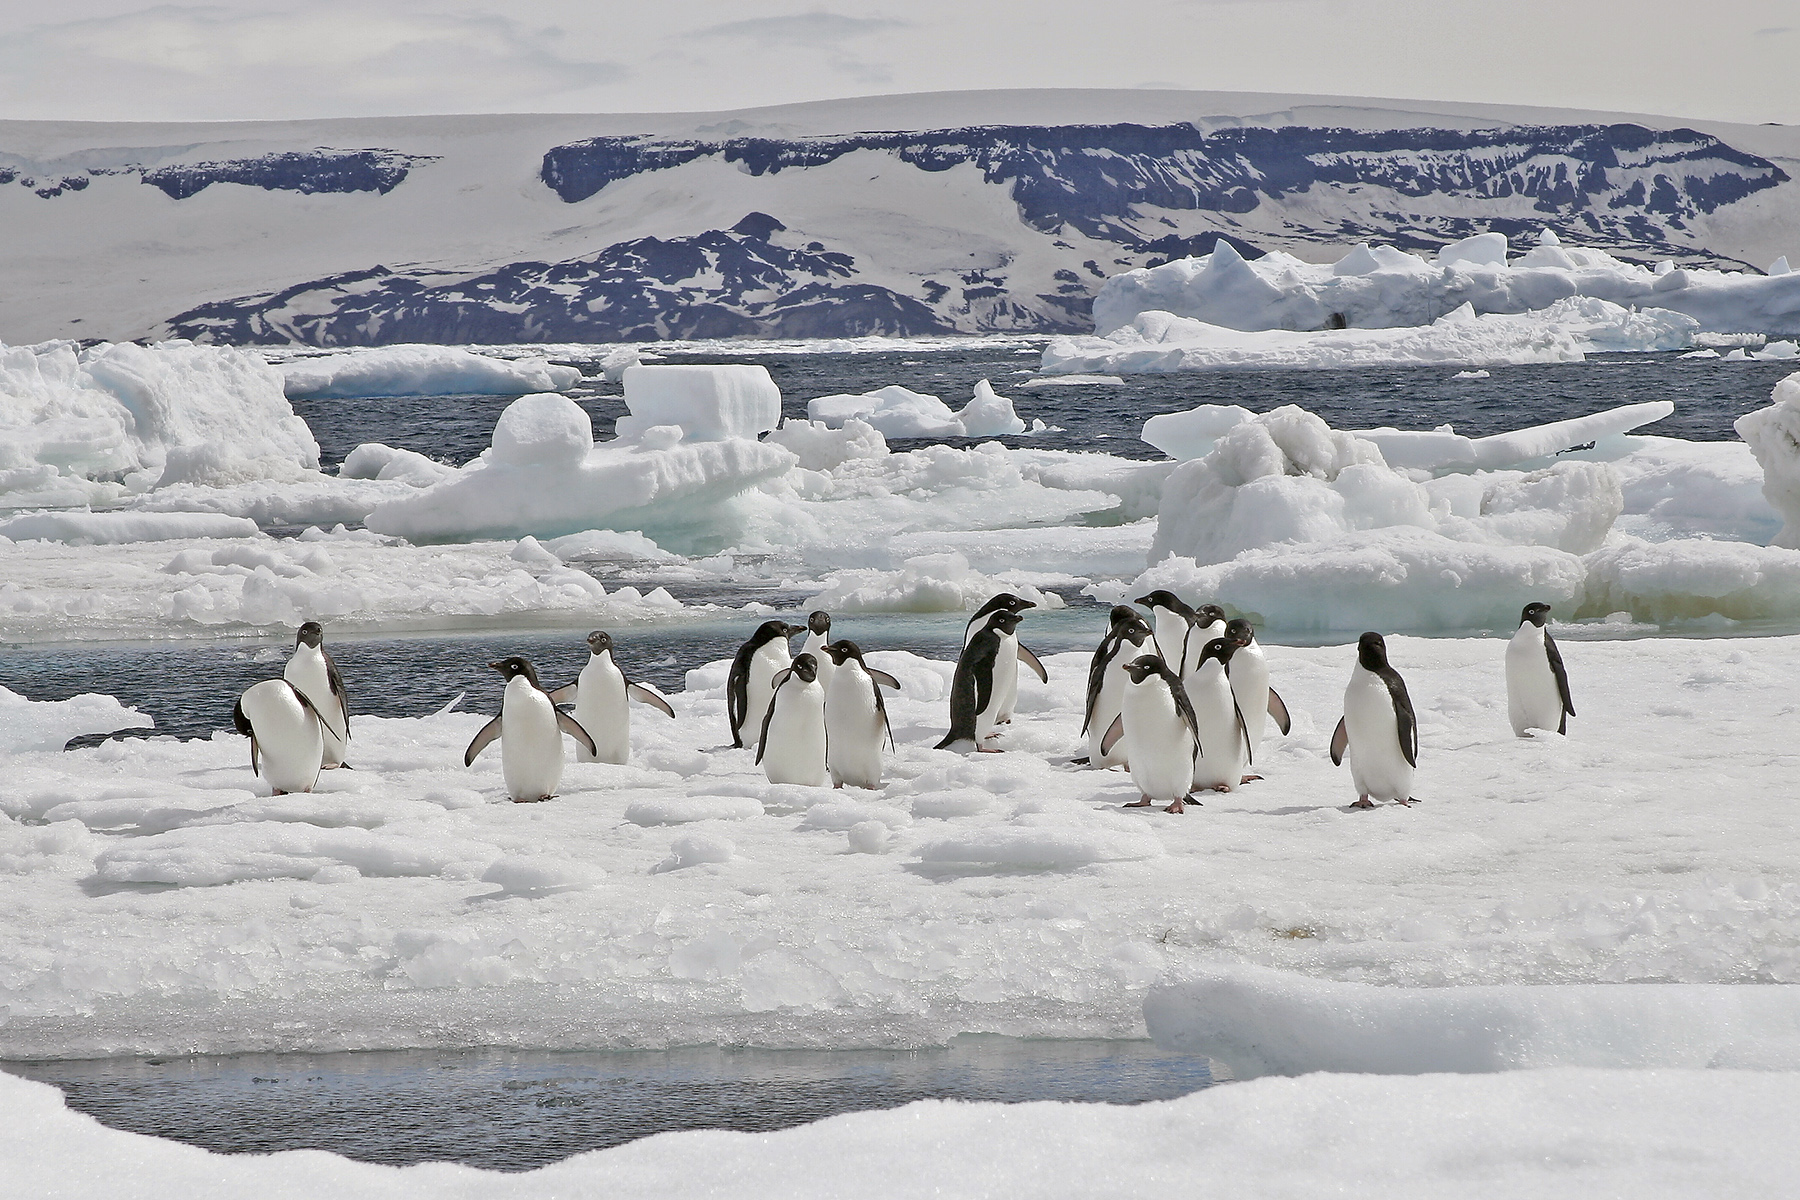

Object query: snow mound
[764,417,888,471]
[0,510,259,545]
[625,795,764,826]
[0,684,152,753]
[616,364,781,442]
[1043,296,1698,375]
[805,552,1068,614]
[338,443,454,487]
[1090,229,1800,338]
[808,380,1032,438]
[1733,370,1800,548]
[917,823,1163,870]
[1583,537,1800,622]
[1146,964,1800,1078]
[279,346,579,399]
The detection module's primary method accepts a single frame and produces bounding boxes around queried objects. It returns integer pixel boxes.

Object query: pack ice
[278,346,581,399]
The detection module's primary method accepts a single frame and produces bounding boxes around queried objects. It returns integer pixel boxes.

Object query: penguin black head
[1108,605,1139,629]
[1121,616,1153,645]
[1356,632,1390,672]
[1225,618,1255,647]
[821,639,864,666]
[984,610,1026,635]
[1198,636,1237,665]
[788,652,819,683]
[1123,654,1169,684]
[752,620,802,646]
[807,610,832,635]
[1135,590,1195,618]
[296,621,324,649]
[490,656,542,687]
[1197,604,1227,627]
[1519,602,1552,628]
[585,630,613,654]
[973,593,1036,621]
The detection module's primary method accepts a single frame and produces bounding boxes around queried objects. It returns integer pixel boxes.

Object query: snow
[1147,964,1800,1077]
[804,552,1069,614]
[806,380,1033,438]
[0,511,260,546]
[337,443,454,487]
[616,365,782,443]
[1733,369,1800,547]
[1089,230,1800,340]
[1042,296,1698,375]
[0,683,151,754]
[279,347,580,399]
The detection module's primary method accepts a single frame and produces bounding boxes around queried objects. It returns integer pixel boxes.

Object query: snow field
[4,1065,1798,1200]
[3,634,1798,1061]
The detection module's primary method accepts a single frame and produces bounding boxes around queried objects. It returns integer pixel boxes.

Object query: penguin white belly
[1087,656,1133,767]
[825,665,884,788]
[1188,661,1245,792]
[241,680,323,795]
[572,654,630,764]
[501,676,565,801]
[993,630,1022,723]
[743,643,790,746]
[1506,627,1563,736]
[801,631,836,695]
[1344,669,1413,802]
[762,680,827,786]
[1121,683,1196,802]
[1229,646,1271,749]
[1189,620,1224,675]
[1152,612,1188,672]
[283,647,347,767]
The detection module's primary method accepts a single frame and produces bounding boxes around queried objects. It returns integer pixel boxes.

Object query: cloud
[689,11,909,46]
[0,4,627,120]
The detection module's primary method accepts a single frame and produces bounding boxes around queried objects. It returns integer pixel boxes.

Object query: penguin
[799,610,837,696]
[727,620,800,749]
[964,593,1047,724]
[1186,637,1253,793]
[1224,617,1291,755]
[233,679,325,796]
[937,610,1024,752]
[465,656,598,802]
[1101,655,1200,814]
[1329,632,1418,808]
[1081,606,1154,768]
[546,631,675,764]
[1135,590,1198,676]
[757,652,828,786]
[1193,604,1228,653]
[1506,602,1574,737]
[820,640,900,789]
[283,621,350,768]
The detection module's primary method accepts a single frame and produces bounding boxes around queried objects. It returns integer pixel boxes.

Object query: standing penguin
[1082,606,1154,768]
[1135,591,1198,676]
[965,593,1047,724]
[547,631,675,764]
[1506,602,1574,737]
[283,621,350,768]
[799,610,837,695]
[1224,618,1291,755]
[1187,637,1253,793]
[1330,633,1418,808]
[820,640,900,789]
[1102,655,1200,814]
[727,621,800,749]
[758,652,828,786]
[465,657,598,802]
[233,679,325,795]
[963,593,1035,644]
[937,610,1024,752]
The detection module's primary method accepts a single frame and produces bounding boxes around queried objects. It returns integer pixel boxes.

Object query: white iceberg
[615,364,781,442]
[807,380,1031,438]
[279,346,580,399]
[1733,369,1800,548]
[804,551,1068,613]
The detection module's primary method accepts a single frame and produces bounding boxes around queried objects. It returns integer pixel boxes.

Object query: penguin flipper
[867,668,901,691]
[1017,643,1049,683]
[1100,714,1125,758]
[627,683,675,718]
[1545,631,1574,718]
[1329,717,1349,767]
[770,668,793,691]
[557,711,599,758]
[1267,688,1292,736]
[754,694,782,766]
[324,650,351,741]
[1234,700,1252,766]
[464,716,504,767]
[547,684,577,704]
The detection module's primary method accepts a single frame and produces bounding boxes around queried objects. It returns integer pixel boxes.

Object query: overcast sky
[1,1,1795,126]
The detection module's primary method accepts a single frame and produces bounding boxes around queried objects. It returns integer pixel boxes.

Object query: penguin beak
[488,661,506,673]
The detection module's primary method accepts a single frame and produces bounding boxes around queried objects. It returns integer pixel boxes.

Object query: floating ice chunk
[955,380,1028,436]
[0,684,152,753]
[1435,231,1510,267]
[1584,536,1800,621]
[279,347,579,399]
[1732,371,1800,548]
[0,510,259,545]
[598,345,641,382]
[1759,341,1800,360]
[806,552,1068,613]
[542,527,676,563]
[616,365,780,442]
[1771,257,1793,276]
[491,393,593,468]
[1467,400,1674,469]
[1453,369,1490,379]
[338,443,454,487]
[1016,374,1126,387]
[1140,404,1254,461]
[765,417,888,470]
[1146,963,1800,1078]
[808,385,964,438]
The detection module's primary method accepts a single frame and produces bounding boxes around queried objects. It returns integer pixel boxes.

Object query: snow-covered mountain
[2,91,1796,345]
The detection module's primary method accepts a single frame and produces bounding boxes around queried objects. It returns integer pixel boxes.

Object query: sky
[0,1,1795,127]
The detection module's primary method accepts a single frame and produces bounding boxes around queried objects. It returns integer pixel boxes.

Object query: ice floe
[1734,369,1800,547]
[279,346,581,399]
[806,379,1035,438]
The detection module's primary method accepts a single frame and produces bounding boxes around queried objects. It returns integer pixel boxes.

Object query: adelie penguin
[1080,606,1154,768]
[1134,590,1199,677]
[547,631,675,764]
[1506,602,1574,737]
[1224,618,1291,756]
[820,640,900,789]
[283,621,351,768]
[758,652,828,787]
[1330,632,1418,809]
[727,620,800,749]
[234,679,325,796]
[1102,654,1200,814]
[964,593,1047,725]
[1186,637,1254,793]
[465,656,597,803]
[938,609,1026,752]
[799,610,837,695]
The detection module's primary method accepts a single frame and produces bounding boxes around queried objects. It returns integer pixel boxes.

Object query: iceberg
[279,346,580,399]
[807,380,1031,438]
[615,364,781,442]
[1733,370,1800,547]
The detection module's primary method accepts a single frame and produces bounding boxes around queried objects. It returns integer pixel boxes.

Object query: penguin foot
[512,794,556,804]
[1125,797,1155,808]
[1240,774,1262,784]
[1350,796,1375,809]
[1163,797,1188,815]
[1208,783,1231,793]
[977,746,1005,754]
[1396,797,1420,806]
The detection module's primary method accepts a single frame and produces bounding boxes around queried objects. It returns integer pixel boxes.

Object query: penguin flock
[226,596,1575,809]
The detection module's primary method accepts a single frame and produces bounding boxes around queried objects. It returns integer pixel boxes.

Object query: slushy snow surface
[279,347,580,399]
